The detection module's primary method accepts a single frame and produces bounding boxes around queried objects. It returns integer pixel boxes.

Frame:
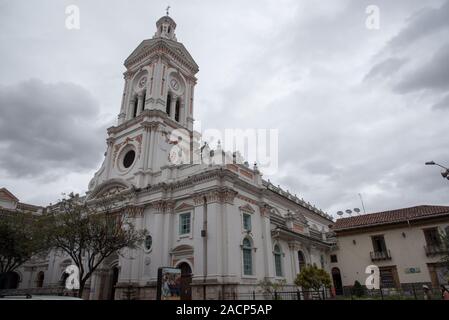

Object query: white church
[1,14,335,300]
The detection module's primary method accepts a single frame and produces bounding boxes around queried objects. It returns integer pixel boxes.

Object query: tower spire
[154,11,177,41]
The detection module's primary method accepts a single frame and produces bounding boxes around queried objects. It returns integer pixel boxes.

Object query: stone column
[128,97,136,120]
[137,93,144,116]
[170,95,177,120]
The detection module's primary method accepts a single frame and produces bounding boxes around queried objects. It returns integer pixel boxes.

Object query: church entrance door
[178,262,192,300]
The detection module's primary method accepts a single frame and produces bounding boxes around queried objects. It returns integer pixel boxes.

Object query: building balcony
[370,250,392,262]
[424,244,448,257]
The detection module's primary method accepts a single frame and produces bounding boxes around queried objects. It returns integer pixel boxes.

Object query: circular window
[145,235,152,251]
[123,150,136,168]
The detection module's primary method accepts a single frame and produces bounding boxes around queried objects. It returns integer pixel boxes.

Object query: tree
[439,229,449,282]
[352,280,365,297]
[45,193,146,298]
[294,264,332,291]
[0,210,49,275]
[257,279,287,299]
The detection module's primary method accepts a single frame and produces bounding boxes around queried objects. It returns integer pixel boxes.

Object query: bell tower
[117,12,199,132]
[87,14,199,194]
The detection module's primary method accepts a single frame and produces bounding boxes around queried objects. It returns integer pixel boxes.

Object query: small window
[36,272,44,288]
[123,150,136,168]
[133,97,138,118]
[320,255,325,269]
[142,91,146,110]
[243,213,252,231]
[423,228,441,247]
[330,254,338,263]
[166,94,172,116]
[274,245,283,277]
[175,99,180,122]
[144,235,152,251]
[298,250,306,270]
[242,238,253,276]
[179,213,191,235]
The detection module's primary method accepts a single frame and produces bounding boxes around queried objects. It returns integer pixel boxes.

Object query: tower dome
[153,14,177,41]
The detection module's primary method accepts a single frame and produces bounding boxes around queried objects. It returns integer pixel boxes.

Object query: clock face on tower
[138,76,147,89]
[170,78,179,91]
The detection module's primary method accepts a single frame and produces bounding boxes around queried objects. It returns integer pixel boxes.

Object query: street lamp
[425,161,449,180]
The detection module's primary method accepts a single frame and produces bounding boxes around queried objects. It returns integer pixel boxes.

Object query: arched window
[132,96,138,118]
[242,238,253,276]
[166,94,172,116]
[36,271,44,288]
[274,244,283,277]
[175,98,180,122]
[142,91,146,111]
[298,250,306,271]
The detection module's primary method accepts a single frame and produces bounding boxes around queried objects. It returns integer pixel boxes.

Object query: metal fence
[0,285,70,297]
[342,285,445,300]
[223,289,329,300]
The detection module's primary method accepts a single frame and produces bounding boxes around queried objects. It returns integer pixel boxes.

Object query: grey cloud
[387,1,449,50]
[0,79,107,178]
[364,58,407,81]
[432,94,449,110]
[394,43,449,93]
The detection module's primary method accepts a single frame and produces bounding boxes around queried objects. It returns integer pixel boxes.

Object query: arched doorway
[177,262,192,300]
[331,267,343,295]
[0,272,20,289]
[36,271,45,288]
[108,266,120,300]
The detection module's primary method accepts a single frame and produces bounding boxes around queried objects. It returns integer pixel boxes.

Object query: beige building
[330,206,449,294]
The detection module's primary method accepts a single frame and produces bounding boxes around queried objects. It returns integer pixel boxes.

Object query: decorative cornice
[150,200,175,213]
[125,39,199,75]
[192,187,238,206]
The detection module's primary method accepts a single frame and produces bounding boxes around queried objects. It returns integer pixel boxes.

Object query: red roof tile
[333,205,449,231]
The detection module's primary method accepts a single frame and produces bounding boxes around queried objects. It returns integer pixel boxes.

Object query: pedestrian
[441,285,449,300]
[423,285,432,300]
[422,285,432,300]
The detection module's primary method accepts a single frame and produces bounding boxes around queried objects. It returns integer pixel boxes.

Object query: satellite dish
[354,208,361,214]
[337,211,344,216]
[345,209,352,215]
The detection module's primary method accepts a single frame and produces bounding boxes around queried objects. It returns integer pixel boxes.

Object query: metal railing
[370,250,392,261]
[223,289,329,300]
[424,244,448,256]
[343,284,446,300]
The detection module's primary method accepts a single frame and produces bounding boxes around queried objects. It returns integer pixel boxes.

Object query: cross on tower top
[166,6,170,16]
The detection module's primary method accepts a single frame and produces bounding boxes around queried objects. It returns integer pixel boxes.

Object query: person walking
[423,285,432,300]
[441,285,449,300]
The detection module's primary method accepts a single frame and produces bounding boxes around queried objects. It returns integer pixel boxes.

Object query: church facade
[4,15,335,300]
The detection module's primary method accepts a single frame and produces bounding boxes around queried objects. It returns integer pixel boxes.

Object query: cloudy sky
[1,0,449,217]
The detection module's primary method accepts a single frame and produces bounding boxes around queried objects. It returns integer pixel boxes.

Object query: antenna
[358,193,367,214]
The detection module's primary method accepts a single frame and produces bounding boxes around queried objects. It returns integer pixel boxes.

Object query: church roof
[0,187,19,202]
[124,38,199,73]
[333,205,449,231]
